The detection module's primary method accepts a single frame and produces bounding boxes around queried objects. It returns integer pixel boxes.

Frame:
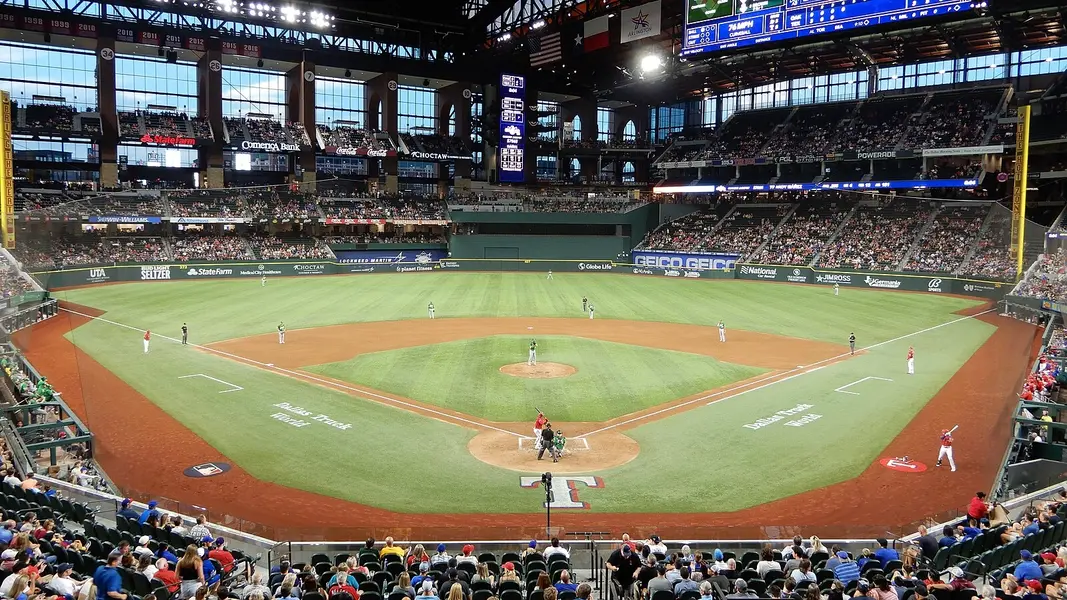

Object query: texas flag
[583,15,609,52]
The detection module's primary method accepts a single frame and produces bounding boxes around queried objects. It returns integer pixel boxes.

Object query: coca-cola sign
[140,133,195,147]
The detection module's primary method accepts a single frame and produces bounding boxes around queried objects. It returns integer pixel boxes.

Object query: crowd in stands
[318,196,447,221]
[899,90,1000,150]
[21,103,75,133]
[1013,250,1067,302]
[168,191,245,218]
[249,235,332,260]
[172,235,252,262]
[408,133,470,156]
[325,231,447,245]
[244,192,320,221]
[143,111,194,139]
[762,105,852,157]
[834,96,925,153]
[920,162,982,180]
[318,126,393,153]
[87,195,165,217]
[18,236,170,268]
[190,116,213,139]
[747,199,853,266]
[904,205,987,274]
[118,112,141,138]
[243,119,310,147]
[0,264,35,299]
[959,211,1016,281]
[818,200,933,270]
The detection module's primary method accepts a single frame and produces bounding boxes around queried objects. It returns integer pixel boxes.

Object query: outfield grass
[48,273,996,513]
[304,335,767,421]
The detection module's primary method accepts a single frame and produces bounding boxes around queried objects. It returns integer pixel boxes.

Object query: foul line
[178,373,243,394]
[835,376,893,396]
[575,309,994,439]
[60,308,524,438]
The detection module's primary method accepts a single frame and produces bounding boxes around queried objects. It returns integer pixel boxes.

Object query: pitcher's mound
[499,362,576,379]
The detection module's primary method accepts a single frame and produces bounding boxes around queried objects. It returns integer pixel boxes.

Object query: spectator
[606,544,641,599]
[380,537,406,560]
[177,545,206,599]
[544,538,570,560]
[833,553,860,585]
[725,579,757,600]
[867,576,896,600]
[554,571,577,595]
[1015,551,1044,582]
[756,547,779,578]
[674,567,699,597]
[94,551,128,600]
[790,560,816,585]
[873,539,898,569]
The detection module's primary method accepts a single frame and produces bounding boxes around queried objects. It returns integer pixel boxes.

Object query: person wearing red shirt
[907,347,915,375]
[967,492,989,521]
[208,538,235,573]
[327,577,360,599]
[143,330,151,354]
[937,428,956,472]
[153,558,180,593]
[534,413,548,451]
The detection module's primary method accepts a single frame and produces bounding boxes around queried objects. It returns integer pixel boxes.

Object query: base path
[13,303,1041,540]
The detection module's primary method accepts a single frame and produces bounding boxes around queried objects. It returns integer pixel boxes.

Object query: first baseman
[143,330,151,353]
[528,339,537,366]
[849,332,855,355]
[582,296,588,312]
[278,322,286,344]
[937,428,956,471]
[907,346,915,374]
[718,320,726,342]
[428,302,435,319]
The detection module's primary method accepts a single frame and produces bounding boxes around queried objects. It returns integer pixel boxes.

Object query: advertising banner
[631,250,739,270]
[87,216,163,224]
[333,250,448,265]
[735,264,812,284]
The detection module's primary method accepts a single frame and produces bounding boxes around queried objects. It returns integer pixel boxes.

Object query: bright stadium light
[530,20,545,29]
[280,5,299,22]
[309,10,334,28]
[216,0,238,13]
[639,54,663,73]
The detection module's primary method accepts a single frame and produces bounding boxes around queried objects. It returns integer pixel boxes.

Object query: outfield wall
[28,258,1011,300]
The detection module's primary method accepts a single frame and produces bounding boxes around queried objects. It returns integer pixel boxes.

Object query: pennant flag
[583,15,610,52]
[530,31,562,67]
[621,0,661,44]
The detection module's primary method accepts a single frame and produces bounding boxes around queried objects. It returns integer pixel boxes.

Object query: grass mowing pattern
[304,335,768,422]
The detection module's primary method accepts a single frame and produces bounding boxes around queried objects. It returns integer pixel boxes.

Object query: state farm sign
[140,133,195,147]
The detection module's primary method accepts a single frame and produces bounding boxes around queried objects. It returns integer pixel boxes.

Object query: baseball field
[14,271,1041,540]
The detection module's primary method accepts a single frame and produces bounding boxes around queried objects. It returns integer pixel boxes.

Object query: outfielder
[849,333,856,355]
[834,283,839,296]
[181,323,188,345]
[143,330,151,354]
[278,322,286,344]
[907,346,915,374]
[937,427,957,471]
[547,270,553,280]
[582,296,588,312]
[718,320,726,342]
[428,302,435,319]
[589,304,595,319]
[261,275,266,287]
[528,339,537,365]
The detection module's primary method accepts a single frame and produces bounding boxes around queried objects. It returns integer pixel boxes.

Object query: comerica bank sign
[631,251,739,270]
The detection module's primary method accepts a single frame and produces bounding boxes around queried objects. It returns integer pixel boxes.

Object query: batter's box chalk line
[834,376,893,396]
[518,436,590,451]
[178,373,244,394]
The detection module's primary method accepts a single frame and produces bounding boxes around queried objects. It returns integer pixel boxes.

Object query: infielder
[261,275,266,287]
[937,428,957,471]
[588,304,595,319]
[849,332,855,355]
[547,270,553,280]
[907,346,915,374]
[143,330,151,354]
[718,320,726,342]
[428,302,435,319]
[278,322,286,344]
[528,339,537,366]
[181,323,188,345]
[534,412,547,450]
[834,283,839,296]
[582,296,588,312]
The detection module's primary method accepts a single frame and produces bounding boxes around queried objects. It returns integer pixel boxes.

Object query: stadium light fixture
[280,5,299,22]
[531,20,545,29]
[639,54,663,73]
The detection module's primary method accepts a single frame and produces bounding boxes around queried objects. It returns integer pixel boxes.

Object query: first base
[527,326,533,330]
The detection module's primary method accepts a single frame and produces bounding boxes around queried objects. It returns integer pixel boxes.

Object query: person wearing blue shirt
[873,539,899,569]
[138,500,159,525]
[938,526,958,548]
[1015,551,1044,581]
[1023,518,1042,536]
[832,553,861,585]
[0,521,15,546]
[200,549,220,585]
[94,552,127,600]
[156,543,178,564]
[961,520,982,541]
[116,499,140,521]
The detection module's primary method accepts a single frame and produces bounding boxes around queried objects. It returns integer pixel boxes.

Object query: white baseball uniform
[278,325,286,344]
[143,332,150,353]
[428,303,435,319]
[718,322,726,342]
[908,349,915,374]
[834,283,839,296]
[261,276,266,287]
[589,306,594,319]
[937,432,956,471]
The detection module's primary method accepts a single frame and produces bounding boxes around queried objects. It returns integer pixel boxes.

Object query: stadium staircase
[897,205,941,271]
[810,203,860,267]
[893,93,936,152]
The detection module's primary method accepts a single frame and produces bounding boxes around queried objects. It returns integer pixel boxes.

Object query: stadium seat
[815,569,834,583]
[499,581,521,595]
[740,551,759,567]
[373,571,392,589]
[311,553,330,566]
[502,552,522,565]
[479,552,497,563]
[360,582,381,595]
[501,590,523,600]
[559,592,576,600]
[386,562,405,578]
[651,590,675,600]
[746,580,767,596]
[738,569,760,582]
[763,570,784,585]
[335,553,351,566]
[457,562,476,577]
[361,593,381,600]
[810,552,829,565]
[388,592,408,600]
[529,590,544,600]
[680,591,701,600]
[474,591,493,600]
[314,562,332,575]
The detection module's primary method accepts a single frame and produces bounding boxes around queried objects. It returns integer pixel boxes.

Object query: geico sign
[634,255,736,270]
[577,263,612,271]
[240,140,301,152]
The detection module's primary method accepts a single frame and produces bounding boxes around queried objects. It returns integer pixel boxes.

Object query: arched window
[571,115,582,140]
[622,120,637,141]
[623,161,635,184]
[447,104,457,136]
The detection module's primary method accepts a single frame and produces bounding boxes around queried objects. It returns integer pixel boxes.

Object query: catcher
[553,428,567,460]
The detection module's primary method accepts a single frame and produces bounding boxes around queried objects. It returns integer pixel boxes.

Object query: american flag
[529,31,562,67]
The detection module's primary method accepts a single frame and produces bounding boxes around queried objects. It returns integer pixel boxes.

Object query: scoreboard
[682,0,984,56]
[498,74,525,184]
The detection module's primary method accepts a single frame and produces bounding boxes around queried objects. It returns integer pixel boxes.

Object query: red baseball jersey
[535,415,547,430]
[907,349,914,360]
[941,433,953,447]
[144,331,151,341]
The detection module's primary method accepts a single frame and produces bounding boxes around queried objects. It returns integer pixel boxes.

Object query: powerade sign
[334,250,448,265]
[498,73,525,184]
[631,251,739,271]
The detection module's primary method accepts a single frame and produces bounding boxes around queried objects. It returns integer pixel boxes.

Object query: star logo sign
[631,9,649,30]
[574,33,583,46]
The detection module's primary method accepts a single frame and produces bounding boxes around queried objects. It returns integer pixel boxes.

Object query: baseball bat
[947,425,959,434]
